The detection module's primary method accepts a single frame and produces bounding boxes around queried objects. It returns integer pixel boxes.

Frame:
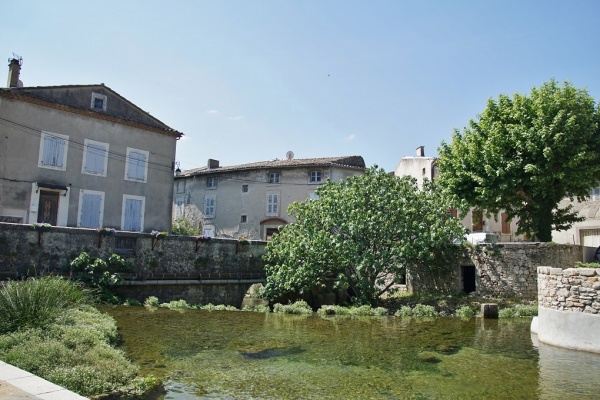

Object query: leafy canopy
[262,167,466,306]
[437,80,600,242]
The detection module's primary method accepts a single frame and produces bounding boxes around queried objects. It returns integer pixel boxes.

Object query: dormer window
[91,92,107,111]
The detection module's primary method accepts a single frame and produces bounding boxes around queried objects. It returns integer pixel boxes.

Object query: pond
[101,306,600,400]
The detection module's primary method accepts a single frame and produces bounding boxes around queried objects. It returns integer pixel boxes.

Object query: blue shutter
[85,144,106,174]
[42,135,65,167]
[124,198,142,231]
[127,151,147,180]
[80,193,101,228]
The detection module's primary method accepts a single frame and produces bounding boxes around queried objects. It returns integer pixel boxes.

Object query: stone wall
[533,266,600,353]
[0,222,266,280]
[537,266,600,313]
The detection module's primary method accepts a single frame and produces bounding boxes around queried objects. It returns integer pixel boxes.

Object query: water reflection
[101,306,600,400]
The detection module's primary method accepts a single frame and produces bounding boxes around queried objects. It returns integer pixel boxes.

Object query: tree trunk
[533,204,554,242]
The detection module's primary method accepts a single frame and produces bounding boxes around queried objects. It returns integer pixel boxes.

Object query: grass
[499,304,538,318]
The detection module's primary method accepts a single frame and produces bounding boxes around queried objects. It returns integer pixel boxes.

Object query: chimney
[7,57,22,88]
[416,146,425,157]
[207,159,220,169]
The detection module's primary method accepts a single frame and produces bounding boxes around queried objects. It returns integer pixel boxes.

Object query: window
[78,190,104,228]
[310,170,322,183]
[203,227,215,237]
[241,184,249,193]
[206,177,217,189]
[240,215,247,224]
[91,92,107,111]
[82,139,108,176]
[125,148,148,183]
[268,172,280,184]
[38,131,68,170]
[501,212,511,234]
[204,195,216,218]
[266,192,279,216]
[472,209,483,232]
[122,195,145,232]
[590,186,600,201]
[309,192,319,200]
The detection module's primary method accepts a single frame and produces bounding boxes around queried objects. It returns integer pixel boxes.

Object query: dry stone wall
[538,266,600,314]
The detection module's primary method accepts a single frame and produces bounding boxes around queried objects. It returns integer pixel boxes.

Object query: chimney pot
[208,159,220,169]
[416,146,425,157]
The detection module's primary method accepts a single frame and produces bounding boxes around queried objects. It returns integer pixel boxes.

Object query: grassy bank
[0,277,158,398]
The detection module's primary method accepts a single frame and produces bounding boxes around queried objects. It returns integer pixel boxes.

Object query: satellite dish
[286,151,294,160]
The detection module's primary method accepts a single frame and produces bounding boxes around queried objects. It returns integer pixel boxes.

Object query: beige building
[0,58,182,232]
[173,155,366,240]
[394,146,521,242]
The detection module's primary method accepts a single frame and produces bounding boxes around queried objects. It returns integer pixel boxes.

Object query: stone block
[481,303,499,319]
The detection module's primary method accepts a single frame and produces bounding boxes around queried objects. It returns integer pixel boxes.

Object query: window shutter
[124,198,142,231]
[80,193,101,228]
[43,135,65,167]
[85,144,106,174]
[128,151,147,180]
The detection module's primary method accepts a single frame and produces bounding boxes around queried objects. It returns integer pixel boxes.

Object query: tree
[437,80,600,242]
[262,167,466,306]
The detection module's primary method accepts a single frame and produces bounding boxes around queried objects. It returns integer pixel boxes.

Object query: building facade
[0,58,182,232]
[173,156,365,240]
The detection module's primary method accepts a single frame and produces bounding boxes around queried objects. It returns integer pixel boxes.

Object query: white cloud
[228,115,245,121]
[345,134,357,141]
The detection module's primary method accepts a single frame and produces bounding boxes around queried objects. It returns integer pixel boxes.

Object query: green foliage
[199,303,239,311]
[0,277,91,334]
[437,80,600,242]
[454,305,475,319]
[574,261,600,268]
[263,167,467,306]
[394,304,438,318]
[144,296,160,308]
[160,299,192,310]
[241,304,271,313]
[171,218,200,236]
[317,305,388,317]
[123,298,142,306]
[499,304,538,318]
[69,252,131,302]
[272,300,314,315]
[0,305,157,398]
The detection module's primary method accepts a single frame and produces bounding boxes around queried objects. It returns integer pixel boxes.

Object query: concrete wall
[533,266,600,353]
[552,196,600,261]
[174,165,363,240]
[0,93,177,232]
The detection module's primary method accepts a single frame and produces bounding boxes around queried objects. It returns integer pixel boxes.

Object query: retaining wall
[533,266,600,353]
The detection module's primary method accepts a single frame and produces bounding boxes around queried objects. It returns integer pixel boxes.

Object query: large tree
[262,167,466,306]
[437,80,600,242]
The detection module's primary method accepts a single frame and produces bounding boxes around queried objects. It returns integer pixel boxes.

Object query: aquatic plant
[499,304,538,318]
[144,296,160,308]
[394,304,438,318]
[454,305,475,319]
[272,300,313,315]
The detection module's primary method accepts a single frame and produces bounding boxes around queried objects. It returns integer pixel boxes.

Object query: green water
[102,306,600,400]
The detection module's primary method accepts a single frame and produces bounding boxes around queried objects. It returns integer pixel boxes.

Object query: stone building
[0,57,182,231]
[173,155,365,240]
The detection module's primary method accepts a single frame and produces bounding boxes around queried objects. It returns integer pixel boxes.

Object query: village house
[394,146,521,242]
[173,155,365,240]
[0,57,182,232]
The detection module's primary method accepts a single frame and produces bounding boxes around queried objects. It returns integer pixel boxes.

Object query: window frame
[91,92,107,112]
[81,139,109,177]
[124,147,149,183]
[204,195,216,218]
[309,170,322,183]
[38,131,69,171]
[266,192,279,216]
[206,176,217,189]
[240,214,248,224]
[121,194,145,232]
[77,189,105,228]
[268,172,280,184]
[241,184,249,193]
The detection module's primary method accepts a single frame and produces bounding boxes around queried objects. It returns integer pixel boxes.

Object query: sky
[2,1,600,172]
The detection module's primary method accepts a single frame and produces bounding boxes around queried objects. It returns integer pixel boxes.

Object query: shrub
[317,305,388,317]
[499,304,538,318]
[160,299,192,310]
[144,296,160,308]
[574,261,600,268]
[0,277,91,334]
[69,252,131,303]
[272,300,313,315]
[171,218,200,236]
[454,305,475,319]
[394,304,438,318]
[242,304,271,313]
[199,303,239,311]
[123,298,142,306]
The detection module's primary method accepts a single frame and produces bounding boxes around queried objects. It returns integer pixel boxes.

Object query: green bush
[241,304,271,313]
[574,261,600,268]
[499,304,538,318]
[69,252,131,303]
[199,303,239,311]
[272,300,314,315]
[144,296,160,308]
[394,304,438,318]
[171,218,200,236]
[0,277,91,334]
[123,298,142,306]
[454,305,475,319]
[160,299,192,310]
[317,305,388,316]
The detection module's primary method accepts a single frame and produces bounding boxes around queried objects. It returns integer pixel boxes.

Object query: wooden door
[37,191,59,225]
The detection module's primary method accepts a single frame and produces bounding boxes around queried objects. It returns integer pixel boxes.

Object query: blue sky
[2,1,599,172]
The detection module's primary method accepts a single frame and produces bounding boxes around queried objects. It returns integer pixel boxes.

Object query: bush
[394,304,438,318]
[454,305,475,319]
[171,218,200,236]
[317,305,388,317]
[69,252,131,303]
[123,298,142,306]
[272,300,314,315]
[499,304,538,318]
[199,303,239,311]
[144,296,160,308]
[160,299,192,310]
[241,304,271,313]
[0,277,91,334]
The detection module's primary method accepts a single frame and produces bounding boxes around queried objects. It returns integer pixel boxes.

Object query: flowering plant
[150,230,167,239]
[97,227,116,236]
[238,236,250,245]
[32,222,52,232]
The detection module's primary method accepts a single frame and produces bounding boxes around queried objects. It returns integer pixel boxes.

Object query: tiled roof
[0,84,182,137]
[179,156,365,177]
